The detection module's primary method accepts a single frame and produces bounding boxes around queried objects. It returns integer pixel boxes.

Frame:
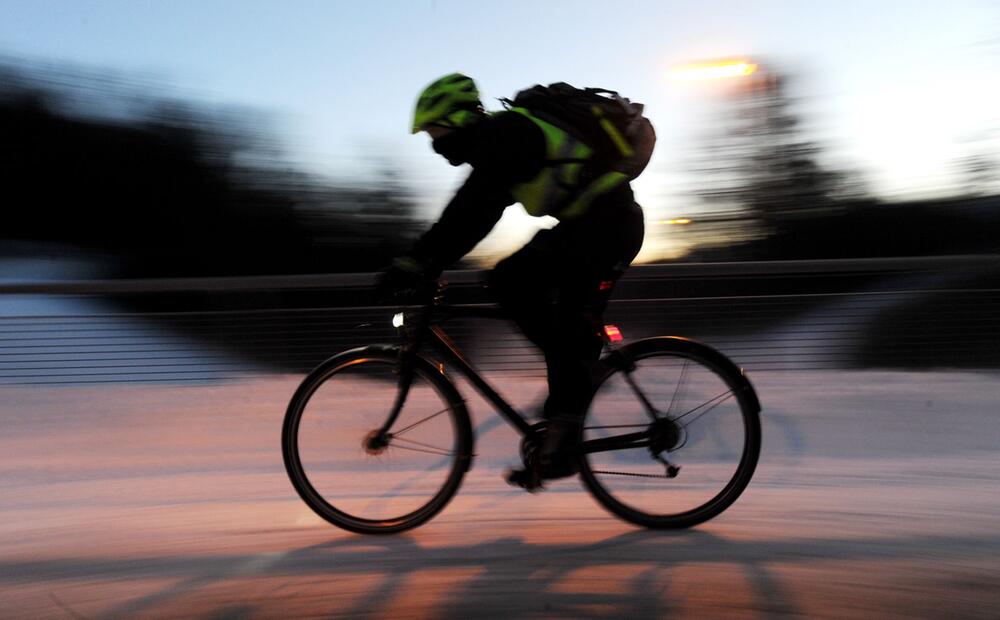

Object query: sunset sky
[3,0,998,260]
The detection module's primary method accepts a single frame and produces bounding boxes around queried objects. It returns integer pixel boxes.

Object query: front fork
[373,341,417,443]
[373,283,445,445]
[374,297,435,442]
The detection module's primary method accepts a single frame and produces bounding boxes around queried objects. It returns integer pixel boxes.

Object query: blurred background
[2,0,999,380]
[1,0,999,380]
[1,0,998,277]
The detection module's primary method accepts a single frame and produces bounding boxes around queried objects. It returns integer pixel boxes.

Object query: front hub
[363,429,391,456]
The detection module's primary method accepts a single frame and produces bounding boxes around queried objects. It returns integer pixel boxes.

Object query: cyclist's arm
[409,169,514,276]
[409,113,544,276]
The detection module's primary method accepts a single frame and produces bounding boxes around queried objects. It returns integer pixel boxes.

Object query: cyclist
[379,73,645,490]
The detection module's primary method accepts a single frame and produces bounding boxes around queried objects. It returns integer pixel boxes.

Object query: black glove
[375,256,433,303]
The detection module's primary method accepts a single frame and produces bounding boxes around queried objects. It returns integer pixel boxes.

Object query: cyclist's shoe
[505,455,578,492]
[540,454,579,479]
[505,466,544,492]
[505,417,581,492]
[538,416,581,476]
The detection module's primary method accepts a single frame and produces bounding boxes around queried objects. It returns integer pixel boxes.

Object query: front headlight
[392,312,405,329]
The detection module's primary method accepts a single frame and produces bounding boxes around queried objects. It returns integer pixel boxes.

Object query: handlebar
[392,280,510,324]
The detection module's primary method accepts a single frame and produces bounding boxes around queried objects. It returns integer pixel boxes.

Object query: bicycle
[282,282,761,534]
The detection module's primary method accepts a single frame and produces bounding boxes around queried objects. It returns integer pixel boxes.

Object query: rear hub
[648,417,684,454]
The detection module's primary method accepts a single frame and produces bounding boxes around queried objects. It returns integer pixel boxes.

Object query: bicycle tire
[282,345,474,534]
[579,337,761,529]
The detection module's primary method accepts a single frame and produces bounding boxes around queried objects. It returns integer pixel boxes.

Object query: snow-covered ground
[0,255,266,385]
[1,370,999,618]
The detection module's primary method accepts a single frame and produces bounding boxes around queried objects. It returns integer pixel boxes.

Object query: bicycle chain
[589,470,674,479]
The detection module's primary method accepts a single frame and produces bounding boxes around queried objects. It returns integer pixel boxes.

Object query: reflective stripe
[504,108,629,219]
[510,108,593,216]
[558,171,629,219]
[591,105,634,158]
[507,108,591,217]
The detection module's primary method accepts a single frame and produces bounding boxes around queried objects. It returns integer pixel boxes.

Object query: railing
[2,256,998,385]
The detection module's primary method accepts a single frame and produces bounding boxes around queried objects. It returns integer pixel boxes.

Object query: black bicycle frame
[425,304,535,436]
[374,303,532,439]
[378,301,665,457]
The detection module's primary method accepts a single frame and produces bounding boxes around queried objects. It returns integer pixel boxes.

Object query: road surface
[2,370,999,618]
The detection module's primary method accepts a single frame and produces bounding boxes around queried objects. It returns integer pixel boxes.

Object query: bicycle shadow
[16,523,998,618]
[296,528,795,619]
[89,528,786,618]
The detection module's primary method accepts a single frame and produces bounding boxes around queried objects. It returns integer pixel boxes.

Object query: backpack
[500,82,656,181]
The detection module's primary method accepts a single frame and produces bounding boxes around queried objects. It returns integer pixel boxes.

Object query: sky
[2,0,999,260]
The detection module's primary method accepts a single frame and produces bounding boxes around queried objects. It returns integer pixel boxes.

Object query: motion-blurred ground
[2,370,998,618]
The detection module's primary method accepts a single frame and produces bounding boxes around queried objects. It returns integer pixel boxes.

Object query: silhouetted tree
[0,59,420,276]
[692,70,861,240]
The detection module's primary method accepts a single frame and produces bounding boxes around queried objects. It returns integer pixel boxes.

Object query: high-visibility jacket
[506,107,629,220]
[408,111,635,276]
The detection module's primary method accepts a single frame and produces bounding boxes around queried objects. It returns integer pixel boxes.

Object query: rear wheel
[579,337,761,529]
[283,347,473,534]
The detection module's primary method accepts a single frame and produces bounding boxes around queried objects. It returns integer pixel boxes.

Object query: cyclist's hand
[375,257,433,304]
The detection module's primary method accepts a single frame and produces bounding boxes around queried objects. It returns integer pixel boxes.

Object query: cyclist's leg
[544,200,645,424]
[490,200,644,383]
[490,227,604,419]
[497,201,644,484]
[490,234,560,353]
[491,231,581,486]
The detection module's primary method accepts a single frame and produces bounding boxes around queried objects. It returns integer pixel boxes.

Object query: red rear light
[604,325,623,343]
[599,280,614,292]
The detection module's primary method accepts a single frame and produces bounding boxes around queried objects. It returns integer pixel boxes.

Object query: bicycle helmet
[411,73,484,134]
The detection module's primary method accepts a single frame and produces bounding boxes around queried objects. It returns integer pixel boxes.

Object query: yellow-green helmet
[411,73,483,134]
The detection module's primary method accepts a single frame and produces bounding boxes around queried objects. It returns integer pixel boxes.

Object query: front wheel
[579,337,761,529]
[282,346,473,534]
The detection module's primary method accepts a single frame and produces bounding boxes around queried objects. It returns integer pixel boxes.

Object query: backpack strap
[589,105,635,158]
[557,171,629,220]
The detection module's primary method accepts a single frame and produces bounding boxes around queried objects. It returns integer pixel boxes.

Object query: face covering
[431,129,470,167]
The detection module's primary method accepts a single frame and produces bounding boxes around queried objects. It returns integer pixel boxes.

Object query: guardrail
[1,254,995,294]
[2,256,998,385]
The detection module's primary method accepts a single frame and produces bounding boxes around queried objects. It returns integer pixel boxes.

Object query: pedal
[505,467,545,493]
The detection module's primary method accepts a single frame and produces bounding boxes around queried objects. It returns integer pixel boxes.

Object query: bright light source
[668,218,692,225]
[604,325,624,343]
[392,313,405,328]
[671,60,758,81]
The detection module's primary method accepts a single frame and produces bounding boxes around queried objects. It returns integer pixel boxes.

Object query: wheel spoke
[667,359,690,417]
[674,390,735,427]
[390,436,457,457]
[387,443,457,458]
[391,406,451,436]
[581,343,760,529]
[284,352,471,534]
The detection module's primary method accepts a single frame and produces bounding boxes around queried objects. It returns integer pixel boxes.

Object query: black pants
[490,200,644,422]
